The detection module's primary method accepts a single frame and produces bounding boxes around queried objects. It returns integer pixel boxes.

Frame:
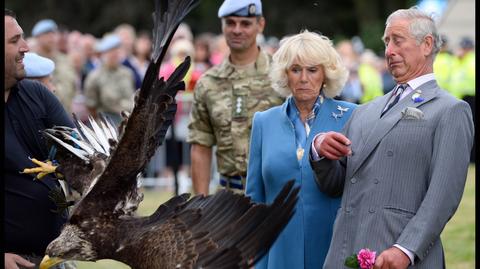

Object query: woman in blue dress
[246,30,357,269]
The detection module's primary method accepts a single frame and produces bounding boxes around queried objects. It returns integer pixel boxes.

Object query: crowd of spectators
[24,18,475,191]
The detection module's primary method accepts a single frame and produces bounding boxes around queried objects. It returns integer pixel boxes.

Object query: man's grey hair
[385,6,442,56]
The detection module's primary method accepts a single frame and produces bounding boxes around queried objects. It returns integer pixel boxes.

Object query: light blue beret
[31,19,58,37]
[218,0,262,18]
[24,52,55,78]
[95,34,122,53]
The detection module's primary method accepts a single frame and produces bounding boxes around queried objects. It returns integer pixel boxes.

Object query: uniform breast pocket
[210,103,231,128]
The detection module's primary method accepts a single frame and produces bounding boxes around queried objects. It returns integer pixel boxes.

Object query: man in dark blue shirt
[5,9,74,269]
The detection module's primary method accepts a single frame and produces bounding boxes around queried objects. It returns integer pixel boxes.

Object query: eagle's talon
[22,158,58,180]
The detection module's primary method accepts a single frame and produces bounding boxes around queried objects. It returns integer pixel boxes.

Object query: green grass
[77,165,475,269]
[442,164,475,269]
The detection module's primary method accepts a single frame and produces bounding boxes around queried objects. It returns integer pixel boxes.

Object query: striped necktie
[381,84,407,117]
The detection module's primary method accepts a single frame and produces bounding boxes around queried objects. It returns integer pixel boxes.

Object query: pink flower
[357,248,376,269]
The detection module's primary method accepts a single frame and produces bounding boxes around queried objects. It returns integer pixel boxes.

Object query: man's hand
[5,253,35,269]
[314,131,352,160]
[374,247,410,269]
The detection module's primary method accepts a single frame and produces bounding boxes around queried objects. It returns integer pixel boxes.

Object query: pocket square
[401,107,424,119]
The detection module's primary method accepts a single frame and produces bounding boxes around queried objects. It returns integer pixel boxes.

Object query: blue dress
[246,96,356,269]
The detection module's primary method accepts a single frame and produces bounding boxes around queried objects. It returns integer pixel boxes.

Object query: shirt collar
[406,73,435,90]
[287,95,322,122]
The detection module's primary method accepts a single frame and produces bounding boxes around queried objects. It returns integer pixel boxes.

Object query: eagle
[26,1,300,269]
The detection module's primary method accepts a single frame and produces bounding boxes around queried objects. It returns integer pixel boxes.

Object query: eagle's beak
[39,255,65,269]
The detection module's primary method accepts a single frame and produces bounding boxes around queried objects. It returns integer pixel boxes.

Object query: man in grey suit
[310,7,474,269]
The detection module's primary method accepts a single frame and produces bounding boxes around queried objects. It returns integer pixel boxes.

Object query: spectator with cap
[83,34,135,126]
[450,36,475,162]
[79,34,100,89]
[24,52,56,93]
[114,23,143,90]
[31,18,77,115]
[187,0,284,195]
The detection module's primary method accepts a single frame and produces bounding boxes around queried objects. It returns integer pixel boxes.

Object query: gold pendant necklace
[297,147,305,160]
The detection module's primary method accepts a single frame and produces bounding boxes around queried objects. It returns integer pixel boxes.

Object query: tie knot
[396,84,408,94]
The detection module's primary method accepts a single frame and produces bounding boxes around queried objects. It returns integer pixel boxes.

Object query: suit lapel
[350,81,439,177]
[347,95,388,177]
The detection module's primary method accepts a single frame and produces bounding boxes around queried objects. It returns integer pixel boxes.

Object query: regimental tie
[381,84,408,117]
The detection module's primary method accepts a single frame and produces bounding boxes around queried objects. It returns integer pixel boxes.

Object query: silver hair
[385,6,442,56]
[269,30,349,98]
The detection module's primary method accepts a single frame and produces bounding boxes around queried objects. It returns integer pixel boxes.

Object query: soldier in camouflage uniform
[187,0,284,195]
[31,19,77,114]
[84,34,135,126]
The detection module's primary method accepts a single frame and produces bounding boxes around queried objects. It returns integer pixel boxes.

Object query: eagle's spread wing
[70,0,200,217]
[39,1,301,269]
[39,114,119,194]
[115,181,299,269]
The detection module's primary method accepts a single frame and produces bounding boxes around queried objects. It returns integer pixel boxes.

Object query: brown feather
[41,1,300,269]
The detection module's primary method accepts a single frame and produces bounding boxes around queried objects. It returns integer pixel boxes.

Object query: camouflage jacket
[52,52,77,114]
[187,49,284,176]
[84,65,135,114]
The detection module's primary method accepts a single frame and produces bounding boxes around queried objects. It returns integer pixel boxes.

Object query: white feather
[44,132,90,161]
[77,120,106,154]
[61,132,96,156]
[99,119,114,142]
[88,116,110,154]
[104,117,119,139]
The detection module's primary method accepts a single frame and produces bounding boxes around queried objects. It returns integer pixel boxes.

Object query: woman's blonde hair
[269,30,349,98]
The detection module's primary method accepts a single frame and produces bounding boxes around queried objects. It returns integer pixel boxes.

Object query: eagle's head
[40,224,98,269]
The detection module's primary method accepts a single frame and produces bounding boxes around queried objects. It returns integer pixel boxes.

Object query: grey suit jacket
[311,80,474,269]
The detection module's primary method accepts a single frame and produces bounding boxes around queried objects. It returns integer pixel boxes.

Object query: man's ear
[257,16,266,34]
[422,34,434,57]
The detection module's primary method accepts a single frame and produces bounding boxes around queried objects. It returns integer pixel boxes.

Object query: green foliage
[442,164,475,269]
[344,253,360,268]
[5,0,407,42]
[359,21,386,55]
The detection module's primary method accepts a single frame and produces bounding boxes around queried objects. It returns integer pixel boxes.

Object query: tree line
[6,0,413,54]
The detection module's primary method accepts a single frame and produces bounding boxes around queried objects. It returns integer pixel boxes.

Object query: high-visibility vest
[450,51,475,98]
[358,63,383,104]
[433,51,455,93]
